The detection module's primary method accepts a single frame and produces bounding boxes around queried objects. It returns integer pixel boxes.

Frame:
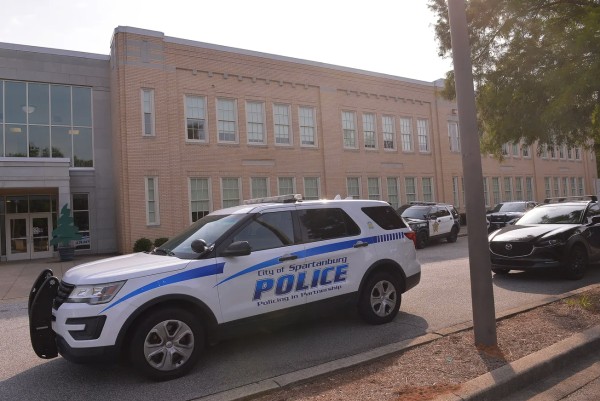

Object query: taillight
[405,231,417,248]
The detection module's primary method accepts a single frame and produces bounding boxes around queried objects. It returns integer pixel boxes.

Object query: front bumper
[490,245,564,270]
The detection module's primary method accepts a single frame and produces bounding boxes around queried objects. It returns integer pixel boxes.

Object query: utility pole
[447,0,497,346]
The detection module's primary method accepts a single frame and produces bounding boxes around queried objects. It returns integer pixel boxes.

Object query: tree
[50,204,82,247]
[428,0,600,157]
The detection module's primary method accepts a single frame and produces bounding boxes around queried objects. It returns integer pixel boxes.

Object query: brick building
[0,26,596,258]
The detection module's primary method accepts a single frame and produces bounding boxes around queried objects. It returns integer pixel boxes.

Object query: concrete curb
[435,325,600,401]
[193,283,600,401]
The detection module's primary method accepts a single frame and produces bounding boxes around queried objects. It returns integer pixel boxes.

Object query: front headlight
[536,239,564,248]
[66,281,126,305]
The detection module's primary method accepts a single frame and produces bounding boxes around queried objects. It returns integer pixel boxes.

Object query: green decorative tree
[50,204,82,247]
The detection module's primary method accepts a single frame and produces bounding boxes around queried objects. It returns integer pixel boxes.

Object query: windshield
[516,205,585,225]
[491,202,526,213]
[155,214,247,258]
[401,207,429,220]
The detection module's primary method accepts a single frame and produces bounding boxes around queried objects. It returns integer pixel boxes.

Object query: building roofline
[113,26,437,87]
[0,42,109,61]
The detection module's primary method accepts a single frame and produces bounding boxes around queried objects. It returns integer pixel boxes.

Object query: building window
[142,89,155,137]
[347,177,361,199]
[417,119,430,152]
[251,177,269,199]
[501,143,510,156]
[221,178,240,208]
[575,147,581,160]
[553,177,560,197]
[278,177,295,195]
[492,177,501,205]
[299,106,316,146]
[503,177,513,201]
[273,104,291,145]
[387,177,400,208]
[522,144,530,158]
[512,143,519,157]
[217,98,237,143]
[367,177,380,200]
[185,95,206,142]
[422,177,433,202]
[72,193,90,250]
[559,145,566,159]
[453,176,460,207]
[1,81,93,167]
[571,177,577,196]
[190,178,210,222]
[541,144,548,159]
[578,177,584,195]
[448,121,460,152]
[549,145,557,159]
[342,111,357,148]
[483,177,490,207]
[363,113,376,149]
[304,177,320,200]
[567,147,573,160]
[526,177,534,201]
[246,101,265,144]
[145,177,159,225]
[561,177,569,197]
[400,117,413,152]
[405,177,417,203]
[515,177,523,200]
[382,115,395,150]
[544,177,552,198]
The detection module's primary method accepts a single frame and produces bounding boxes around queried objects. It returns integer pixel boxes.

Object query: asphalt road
[1,236,599,401]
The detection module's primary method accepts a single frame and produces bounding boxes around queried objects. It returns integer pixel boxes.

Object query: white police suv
[28,195,421,380]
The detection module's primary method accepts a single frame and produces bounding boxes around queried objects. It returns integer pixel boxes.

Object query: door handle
[279,254,298,262]
[353,241,368,248]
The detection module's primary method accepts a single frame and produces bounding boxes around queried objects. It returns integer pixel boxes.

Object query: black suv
[488,196,600,280]
[397,202,461,249]
[486,201,538,232]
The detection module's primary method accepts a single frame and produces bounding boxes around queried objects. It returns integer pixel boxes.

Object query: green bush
[154,237,169,247]
[133,237,153,253]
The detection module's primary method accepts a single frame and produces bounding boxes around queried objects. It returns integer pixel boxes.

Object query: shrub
[133,237,153,253]
[154,237,169,247]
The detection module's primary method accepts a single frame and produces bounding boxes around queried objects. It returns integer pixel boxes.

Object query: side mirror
[591,216,600,225]
[191,239,208,254]
[221,241,252,257]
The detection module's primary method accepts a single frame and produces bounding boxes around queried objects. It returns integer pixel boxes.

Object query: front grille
[490,242,533,257]
[53,281,75,310]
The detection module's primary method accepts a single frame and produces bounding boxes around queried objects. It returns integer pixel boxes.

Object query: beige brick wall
[110,28,598,253]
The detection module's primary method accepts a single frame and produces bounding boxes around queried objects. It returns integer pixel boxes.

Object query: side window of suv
[298,208,361,242]
[437,207,450,218]
[585,203,600,224]
[362,206,407,230]
[232,211,295,251]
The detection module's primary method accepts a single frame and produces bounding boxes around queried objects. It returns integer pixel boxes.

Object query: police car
[28,195,421,381]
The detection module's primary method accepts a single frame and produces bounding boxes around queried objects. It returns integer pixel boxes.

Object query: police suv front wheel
[358,272,401,325]
[130,308,204,381]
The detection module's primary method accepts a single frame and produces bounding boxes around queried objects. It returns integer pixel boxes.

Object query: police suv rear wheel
[130,308,204,381]
[358,272,401,324]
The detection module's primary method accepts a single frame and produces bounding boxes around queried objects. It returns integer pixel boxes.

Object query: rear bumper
[405,271,421,292]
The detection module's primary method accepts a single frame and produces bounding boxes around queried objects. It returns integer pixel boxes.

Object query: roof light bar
[243,194,303,205]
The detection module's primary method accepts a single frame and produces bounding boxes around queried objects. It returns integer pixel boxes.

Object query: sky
[1,0,453,83]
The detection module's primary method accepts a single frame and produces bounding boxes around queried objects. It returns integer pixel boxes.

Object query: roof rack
[543,195,598,204]
[243,194,303,205]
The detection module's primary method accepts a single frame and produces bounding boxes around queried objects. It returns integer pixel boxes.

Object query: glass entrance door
[6,214,53,260]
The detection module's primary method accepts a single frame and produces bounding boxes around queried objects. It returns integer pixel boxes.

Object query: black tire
[358,272,402,325]
[564,244,587,280]
[130,307,204,381]
[447,226,459,243]
[415,231,428,249]
[492,268,510,275]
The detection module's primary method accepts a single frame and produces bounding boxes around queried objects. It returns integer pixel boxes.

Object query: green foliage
[428,0,600,155]
[133,238,153,253]
[50,204,82,247]
[153,237,169,247]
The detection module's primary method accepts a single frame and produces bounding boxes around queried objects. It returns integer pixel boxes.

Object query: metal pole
[447,0,497,346]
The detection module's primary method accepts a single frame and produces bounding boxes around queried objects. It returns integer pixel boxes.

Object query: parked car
[397,202,460,249]
[488,196,600,280]
[486,201,538,232]
[29,195,421,380]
